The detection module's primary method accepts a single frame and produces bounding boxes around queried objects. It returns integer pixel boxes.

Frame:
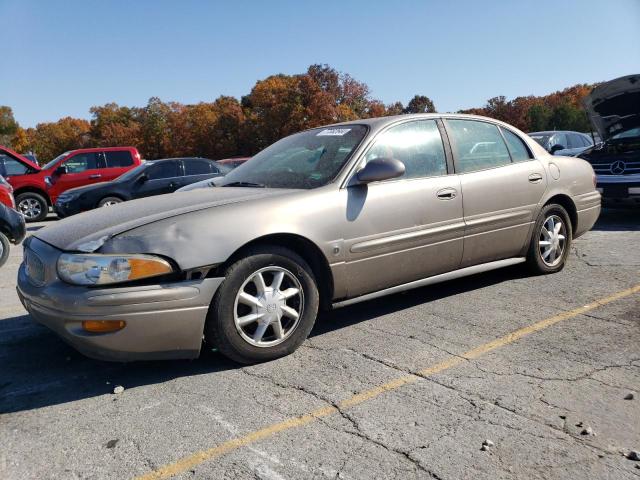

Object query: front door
[341,119,464,298]
[49,152,105,199]
[132,160,182,199]
[443,119,547,267]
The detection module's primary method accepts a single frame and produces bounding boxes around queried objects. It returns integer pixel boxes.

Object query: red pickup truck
[0,146,142,221]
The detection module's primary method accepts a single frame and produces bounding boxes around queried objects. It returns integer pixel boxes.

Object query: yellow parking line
[134,284,640,480]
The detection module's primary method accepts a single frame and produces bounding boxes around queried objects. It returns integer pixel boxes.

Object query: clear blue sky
[1,0,639,127]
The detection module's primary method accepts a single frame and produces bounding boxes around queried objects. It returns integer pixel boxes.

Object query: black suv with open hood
[578,74,640,205]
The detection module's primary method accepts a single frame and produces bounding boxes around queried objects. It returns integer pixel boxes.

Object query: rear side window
[580,134,592,147]
[550,133,568,149]
[0,154,29,176]
[105,151,134,167]
[447,120,511,173]
[365,119,447,179]
[146,161,178,180]
[184,159,213,175]
[63,153,98,173]
[501,128,532,162]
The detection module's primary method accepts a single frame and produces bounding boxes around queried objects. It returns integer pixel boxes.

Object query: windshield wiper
[222,181,266,188]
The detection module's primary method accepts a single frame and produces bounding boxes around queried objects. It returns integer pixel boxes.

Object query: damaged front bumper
[17,237,224,361]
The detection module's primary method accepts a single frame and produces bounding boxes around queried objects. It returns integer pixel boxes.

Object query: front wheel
[98,196,123,208]
[0,232,9,268]
[526,203,572,274]
[205,246,319,364]
[15,192,48,222]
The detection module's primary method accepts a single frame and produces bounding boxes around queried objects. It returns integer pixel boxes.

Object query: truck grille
[592,160,640,175]
[25,248,46,286]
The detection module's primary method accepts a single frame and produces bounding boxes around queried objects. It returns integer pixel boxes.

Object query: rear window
[183,159,213,175]
[105,151,134,167]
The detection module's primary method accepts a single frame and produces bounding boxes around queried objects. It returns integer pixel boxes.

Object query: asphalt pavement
[1,209,639,479]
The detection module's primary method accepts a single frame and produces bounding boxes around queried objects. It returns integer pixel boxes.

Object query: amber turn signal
[82,320,126,333]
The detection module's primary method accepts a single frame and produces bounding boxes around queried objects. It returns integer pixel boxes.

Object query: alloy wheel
[539,215,567,267]
[233,266,304,347]
[19,198,42,220]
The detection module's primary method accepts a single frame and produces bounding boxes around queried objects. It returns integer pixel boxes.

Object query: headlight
[57,253,173,286]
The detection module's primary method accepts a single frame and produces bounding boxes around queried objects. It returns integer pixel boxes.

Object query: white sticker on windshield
[317,128,351,136]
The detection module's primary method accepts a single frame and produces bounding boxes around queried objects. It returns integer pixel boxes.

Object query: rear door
[102,150,135,181]
[342,119,464,297]
[49,152,104,198]
[131,161,181,199]
[443,119,547,267]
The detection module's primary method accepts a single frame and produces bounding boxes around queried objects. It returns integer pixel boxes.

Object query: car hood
[584,74,640,141]
[35,187,296,252]
[58,181,112,197]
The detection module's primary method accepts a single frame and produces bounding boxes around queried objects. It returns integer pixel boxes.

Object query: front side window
[184,159,213,176]
[364,120,447,180]
[501,128,532,162]
[0,154,29,176]
[146,161,178,180]
[447,120,511,173]
[105,151,134,167]
[63,153,98,173]
[220,125,368,189]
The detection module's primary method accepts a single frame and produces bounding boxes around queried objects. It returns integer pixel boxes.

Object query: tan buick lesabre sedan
[17,114,601,363]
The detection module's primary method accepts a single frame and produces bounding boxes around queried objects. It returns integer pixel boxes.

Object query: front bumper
[596,173,640,205]
[53,200,80,218]
[17,237,224,361]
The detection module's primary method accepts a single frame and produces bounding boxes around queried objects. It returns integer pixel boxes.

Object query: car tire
[15,192,48,222]
[205,245,319,364]
[0,232,9,268]
[98,196,123,208]
[526,203,573,274]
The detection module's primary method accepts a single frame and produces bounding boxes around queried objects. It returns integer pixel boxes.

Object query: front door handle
[436,188,458,200]
[89,174,102,179]
[528,173,543,183]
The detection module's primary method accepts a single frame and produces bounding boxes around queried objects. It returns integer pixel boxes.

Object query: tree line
[0,64,596,163]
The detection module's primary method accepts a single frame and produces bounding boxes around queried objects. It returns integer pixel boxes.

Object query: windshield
[42,152,70,170]
[611,127,640,140]
[220,125,368,189]
[115,162,150,181]
[529,134,551,147]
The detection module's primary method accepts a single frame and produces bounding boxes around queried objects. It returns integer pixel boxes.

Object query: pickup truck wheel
[0,232,9,268]
[16,192,48,222]
[205,246,319,364]
[98,197,123,208]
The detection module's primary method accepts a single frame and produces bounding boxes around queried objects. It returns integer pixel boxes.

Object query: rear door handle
[528,173,543,183]
[436,188,458,200]
[89,174,102,179]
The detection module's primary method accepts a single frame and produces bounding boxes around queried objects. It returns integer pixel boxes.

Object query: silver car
[17,114,601,363]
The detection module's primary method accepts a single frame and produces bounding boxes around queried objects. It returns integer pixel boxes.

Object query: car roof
[528,130,588,135]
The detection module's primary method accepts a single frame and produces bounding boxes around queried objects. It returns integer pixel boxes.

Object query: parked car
[0,174,16,209]
[54,157,230,217]
[17,114,600,364]
[528,131,594,156]
[578,74,640,205]
[0,146,142,222]
[217,157,251,169]
[0,201,26,268]
[176,176,224,192]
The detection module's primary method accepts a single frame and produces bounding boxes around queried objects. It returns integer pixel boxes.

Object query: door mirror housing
[355,158,405,184]
[550,144,566,154]
[54,165,68,176]
[138,173,148,183]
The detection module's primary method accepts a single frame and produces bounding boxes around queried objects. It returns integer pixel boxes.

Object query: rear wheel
[0,232,9,268]
[526,203,572,274]
[205,246,319,364]
[16,192,48,222]
[98,196,123,208]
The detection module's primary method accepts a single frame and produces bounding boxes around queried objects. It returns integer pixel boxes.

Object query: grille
[592,160,640,175]
[25,248,46,286]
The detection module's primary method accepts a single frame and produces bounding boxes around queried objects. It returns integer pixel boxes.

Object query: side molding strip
[332,257,526,309]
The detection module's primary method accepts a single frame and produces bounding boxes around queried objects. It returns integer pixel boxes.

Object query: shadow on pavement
[0,265,529,414]
[593,207,639,232]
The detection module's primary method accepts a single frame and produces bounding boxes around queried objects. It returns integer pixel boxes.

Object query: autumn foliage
[2,64,597,163]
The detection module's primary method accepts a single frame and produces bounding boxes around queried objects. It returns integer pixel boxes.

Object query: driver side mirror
[355,158,406,184]
[550,144,566,155]
[138,173,148,183]
[54,165,68,176]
